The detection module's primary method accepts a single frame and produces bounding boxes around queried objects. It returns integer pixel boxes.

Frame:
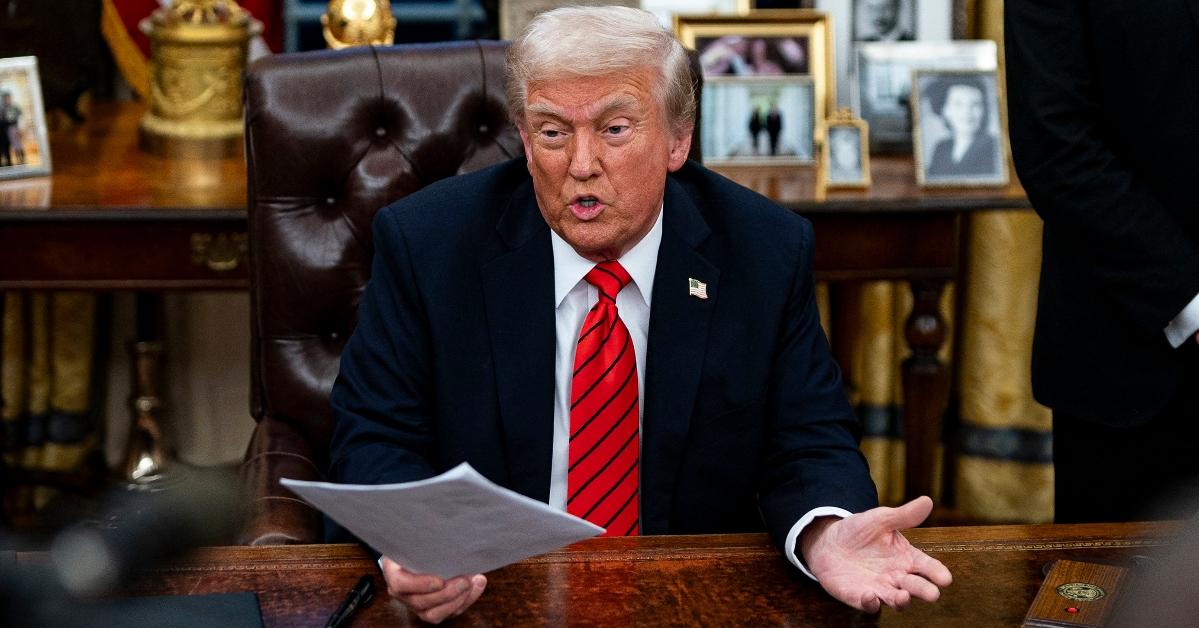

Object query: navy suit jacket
[328,157,877,554]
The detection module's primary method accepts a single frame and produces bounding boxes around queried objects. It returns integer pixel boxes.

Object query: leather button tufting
[478,124,489,134]
[375,127,387,137]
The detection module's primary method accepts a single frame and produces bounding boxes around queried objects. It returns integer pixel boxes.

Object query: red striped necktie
[567,260,640,536]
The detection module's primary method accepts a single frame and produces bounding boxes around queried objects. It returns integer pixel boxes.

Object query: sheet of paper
[281,463,603,578]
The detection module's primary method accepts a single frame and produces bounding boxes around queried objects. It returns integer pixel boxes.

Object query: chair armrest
[238,416,324,545]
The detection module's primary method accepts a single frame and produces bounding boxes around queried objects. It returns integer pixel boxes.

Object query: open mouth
[569,195,605,220]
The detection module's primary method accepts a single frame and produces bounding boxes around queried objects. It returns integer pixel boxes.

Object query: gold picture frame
[911,68,1010,188]
[822,111,870,189]
[675,9,836,159]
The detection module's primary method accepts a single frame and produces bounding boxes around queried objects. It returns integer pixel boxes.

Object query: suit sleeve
[328,207,439,488]
[756,216,878,554]
[1006,0,1199,332]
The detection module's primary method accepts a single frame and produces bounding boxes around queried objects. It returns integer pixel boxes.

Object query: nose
[567,132,601,180]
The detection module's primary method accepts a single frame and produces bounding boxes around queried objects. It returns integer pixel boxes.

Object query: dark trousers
[1053,351,1199,523]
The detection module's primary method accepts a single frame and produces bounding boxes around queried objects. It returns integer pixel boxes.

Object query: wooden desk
[0,102,1031,502]
[10,523,1168,626]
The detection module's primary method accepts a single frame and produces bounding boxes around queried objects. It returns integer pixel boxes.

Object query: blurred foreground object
[139,0,262,157]
[321,0,396,49]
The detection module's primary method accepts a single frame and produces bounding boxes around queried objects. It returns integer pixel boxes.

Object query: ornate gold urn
[322,0,396,49]
[139,0,262,157]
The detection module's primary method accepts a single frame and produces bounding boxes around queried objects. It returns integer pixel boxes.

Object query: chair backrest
[240,41,702,545]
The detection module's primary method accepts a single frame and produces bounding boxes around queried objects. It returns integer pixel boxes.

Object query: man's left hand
[800,496,952,613]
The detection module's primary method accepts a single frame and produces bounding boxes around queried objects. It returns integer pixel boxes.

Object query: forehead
[945,84,983,100]
[524,68,659,119]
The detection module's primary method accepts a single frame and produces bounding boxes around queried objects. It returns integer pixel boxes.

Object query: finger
[450,574,487,618]
[895,573,940,603]
[858,590,881,614]
[416,590,473,625]
[879,586,912,611]
[885,496,934,530]
[381,560,446,598]
[402,575,473,611]
[910,549,953,587]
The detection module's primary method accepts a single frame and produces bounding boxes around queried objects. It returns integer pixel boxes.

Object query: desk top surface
[13,522,1171,627]
[0,102,1029,218]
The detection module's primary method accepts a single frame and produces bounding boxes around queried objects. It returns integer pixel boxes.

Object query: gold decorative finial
[322,0,396,49]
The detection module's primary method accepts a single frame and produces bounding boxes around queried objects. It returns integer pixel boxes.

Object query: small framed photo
[911,69,1009,187]
[822,114,870,188]
[0,56,51,181]
[701,76,816,166]
[853,40,997,152]
[676,10,835,134]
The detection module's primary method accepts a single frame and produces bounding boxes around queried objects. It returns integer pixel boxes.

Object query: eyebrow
[525,94,641,125]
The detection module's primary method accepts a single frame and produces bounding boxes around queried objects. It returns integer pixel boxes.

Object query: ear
[666,125,693,172]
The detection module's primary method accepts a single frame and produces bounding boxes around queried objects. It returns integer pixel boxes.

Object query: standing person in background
[1007,1,1199,523]
[0,91,15,167]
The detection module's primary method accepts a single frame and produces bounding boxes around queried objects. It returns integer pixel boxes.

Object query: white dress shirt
[1165,292,1199,348]
[546,206,846,579]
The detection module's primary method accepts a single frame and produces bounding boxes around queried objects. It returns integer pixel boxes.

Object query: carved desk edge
[61,522,1175,576]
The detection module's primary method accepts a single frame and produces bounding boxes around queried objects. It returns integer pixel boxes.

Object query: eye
[605,125,629,135]
[541,129,562,138]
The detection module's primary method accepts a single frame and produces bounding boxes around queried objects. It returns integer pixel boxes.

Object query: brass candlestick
[139,0,262,158]
[122,341,169,488]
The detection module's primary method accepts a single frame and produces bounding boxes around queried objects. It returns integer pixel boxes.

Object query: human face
[864,0,899,35]
[941,84,985,136]
[518,68,692,262]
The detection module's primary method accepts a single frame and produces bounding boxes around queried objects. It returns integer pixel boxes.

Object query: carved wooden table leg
[902,279,951,504]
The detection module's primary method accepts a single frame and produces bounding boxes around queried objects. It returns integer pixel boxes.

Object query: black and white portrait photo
[701,76,815,166]
[853,0,915,42]
[0,56,51,180]
[824,123,870,187]
[853,40,998,152]
[913,70,1008,186]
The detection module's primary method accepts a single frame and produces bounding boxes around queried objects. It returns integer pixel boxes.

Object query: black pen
[326,574,375,628]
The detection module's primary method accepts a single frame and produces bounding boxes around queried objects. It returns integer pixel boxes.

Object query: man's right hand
[380,557,486,624]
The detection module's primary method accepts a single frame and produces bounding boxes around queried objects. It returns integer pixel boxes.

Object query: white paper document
[281,463,603,578]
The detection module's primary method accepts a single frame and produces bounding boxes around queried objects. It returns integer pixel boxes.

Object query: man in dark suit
[1007,1,1199,523]
[329,6,951,623]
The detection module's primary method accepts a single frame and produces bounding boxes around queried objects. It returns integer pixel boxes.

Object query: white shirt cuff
[1165,291,1199,348]
[783,506,853,580]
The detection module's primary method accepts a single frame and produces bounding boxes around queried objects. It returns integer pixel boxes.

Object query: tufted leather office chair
[240,41,703,545]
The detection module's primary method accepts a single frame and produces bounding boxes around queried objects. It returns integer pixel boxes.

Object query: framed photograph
[701,76,815,166]
[911,69,1008,187]
[815,0,953,108]
[853,40,996,152]
[642,0,750,30]
[0,56,51,181]
[822,115,870,188]
[676,11,835,138]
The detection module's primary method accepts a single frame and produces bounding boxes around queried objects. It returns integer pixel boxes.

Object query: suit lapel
[1187,0,1199,38]
[480,179,556,503]
[640,177,718,534]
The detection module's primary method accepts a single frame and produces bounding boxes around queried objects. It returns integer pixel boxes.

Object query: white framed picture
[0,56,51,181]
[701,75,816,166]
[816,0,953,109]
[853,39,996,152]
[642,0,749,30]
[911,69,1008,187]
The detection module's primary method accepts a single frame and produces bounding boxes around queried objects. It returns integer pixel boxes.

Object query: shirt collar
[551,203,663,308]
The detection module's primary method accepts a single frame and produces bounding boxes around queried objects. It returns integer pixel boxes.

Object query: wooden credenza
[0,102,1030,502]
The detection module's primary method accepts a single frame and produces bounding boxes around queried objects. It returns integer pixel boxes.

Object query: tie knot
[584,261,632,304]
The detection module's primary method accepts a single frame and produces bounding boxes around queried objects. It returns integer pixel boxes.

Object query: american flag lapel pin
[688,277,708,300]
